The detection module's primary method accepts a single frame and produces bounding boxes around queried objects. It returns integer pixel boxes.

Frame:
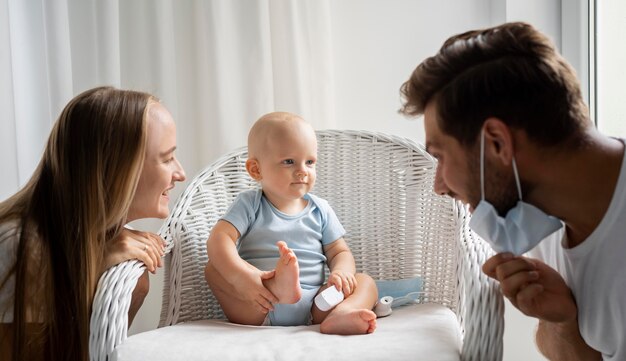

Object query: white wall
[330,0,493,143]
[596,0,626,136]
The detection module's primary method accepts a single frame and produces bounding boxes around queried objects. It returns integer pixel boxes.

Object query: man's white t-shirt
[529,140,626,360]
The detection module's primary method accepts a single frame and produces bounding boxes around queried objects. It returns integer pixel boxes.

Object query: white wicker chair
[90,130,504,361]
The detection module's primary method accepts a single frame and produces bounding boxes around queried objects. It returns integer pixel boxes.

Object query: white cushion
[114,303,462,361]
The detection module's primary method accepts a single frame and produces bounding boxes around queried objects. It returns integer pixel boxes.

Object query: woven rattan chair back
[158,130,458,325]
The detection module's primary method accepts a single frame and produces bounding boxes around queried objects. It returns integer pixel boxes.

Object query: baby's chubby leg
[263,241,302,304]
[204,261,270,325]
[204,241,302,325]
[313,273,378,335]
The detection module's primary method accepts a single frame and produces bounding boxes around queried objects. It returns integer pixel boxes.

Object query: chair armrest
[89,260,146,361]
[455,204,504,361]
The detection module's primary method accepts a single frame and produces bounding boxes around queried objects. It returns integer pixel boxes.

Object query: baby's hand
[328,270,357,297]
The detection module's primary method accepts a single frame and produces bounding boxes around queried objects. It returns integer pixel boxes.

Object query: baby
[204,111,378,334]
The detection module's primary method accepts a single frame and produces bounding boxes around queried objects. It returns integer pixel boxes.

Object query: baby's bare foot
[264,241,301,304]
[320,309,377,335]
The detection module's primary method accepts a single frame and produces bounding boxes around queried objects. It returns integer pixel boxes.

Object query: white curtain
[0,0,335,201]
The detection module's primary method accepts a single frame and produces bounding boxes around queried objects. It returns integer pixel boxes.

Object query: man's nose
[433,166,448,196]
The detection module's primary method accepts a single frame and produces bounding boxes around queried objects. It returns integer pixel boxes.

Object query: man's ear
[482,117,514,166]
[246,158,262,180]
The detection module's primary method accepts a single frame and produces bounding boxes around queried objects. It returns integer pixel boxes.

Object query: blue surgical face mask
[468,130,562,255]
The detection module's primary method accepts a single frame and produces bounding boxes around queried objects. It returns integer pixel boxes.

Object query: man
[400,22,624,360]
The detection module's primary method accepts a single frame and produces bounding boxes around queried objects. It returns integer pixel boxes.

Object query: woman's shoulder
[0,219,21,267]
[0,219,20,322]
[0,219,21,243]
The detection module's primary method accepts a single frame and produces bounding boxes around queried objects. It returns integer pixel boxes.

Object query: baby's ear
[246,158,262,180]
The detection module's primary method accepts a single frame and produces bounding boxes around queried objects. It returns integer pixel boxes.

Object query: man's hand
[483,253,577,323]
[483,253,602,361]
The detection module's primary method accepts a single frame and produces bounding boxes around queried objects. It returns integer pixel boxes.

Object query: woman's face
[128,102,186,221]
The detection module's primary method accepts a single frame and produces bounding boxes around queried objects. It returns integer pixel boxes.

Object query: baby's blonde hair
[248,111,312,159]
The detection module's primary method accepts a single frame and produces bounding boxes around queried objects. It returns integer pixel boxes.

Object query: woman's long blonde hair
[0,86,154,360]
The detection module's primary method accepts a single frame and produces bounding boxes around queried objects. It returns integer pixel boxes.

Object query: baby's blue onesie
[221,188,345,326]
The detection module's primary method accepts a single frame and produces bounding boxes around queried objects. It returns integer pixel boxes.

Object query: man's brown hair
[400,22,589,147]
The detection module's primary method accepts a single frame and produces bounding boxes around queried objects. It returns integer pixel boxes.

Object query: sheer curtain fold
[0,0,18,198]
[42,0,73,120]
[6,0,66,192]
[67,0,120,91]
[269,0,335,129]
[2,0,335,205]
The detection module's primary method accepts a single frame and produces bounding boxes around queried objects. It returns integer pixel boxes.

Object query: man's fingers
[515,283,544,316]
[500,270,539,299]
[495,259,536,282]
[482,253,515,277]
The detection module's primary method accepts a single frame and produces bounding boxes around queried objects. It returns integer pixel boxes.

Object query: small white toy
[314,286,345,311]
[374,296,393,317]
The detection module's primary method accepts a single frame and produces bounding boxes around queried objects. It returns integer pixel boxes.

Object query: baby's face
[257,124,318,204]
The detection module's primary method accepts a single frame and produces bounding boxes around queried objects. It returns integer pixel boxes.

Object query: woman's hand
[104,228,166,274]
[328,270,357,297]
[231,267,277,314]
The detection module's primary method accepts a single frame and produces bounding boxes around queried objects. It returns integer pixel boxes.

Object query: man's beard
[468,154,519,217]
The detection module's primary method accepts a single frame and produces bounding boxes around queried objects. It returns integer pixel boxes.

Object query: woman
[0,86,186,360]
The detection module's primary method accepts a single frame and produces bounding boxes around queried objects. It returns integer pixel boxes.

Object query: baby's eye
[282,159,294,165]
[306,160,316,166]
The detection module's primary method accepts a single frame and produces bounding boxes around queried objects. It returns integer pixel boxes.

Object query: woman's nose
[174,159,186,182]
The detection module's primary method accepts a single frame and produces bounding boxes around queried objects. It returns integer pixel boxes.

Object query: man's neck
[524,131,624,248]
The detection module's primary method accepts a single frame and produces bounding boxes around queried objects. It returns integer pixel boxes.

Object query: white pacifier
[374,296,393,317]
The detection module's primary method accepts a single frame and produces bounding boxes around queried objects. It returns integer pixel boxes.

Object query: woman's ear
[482,117,515,166]
[246,159,262,181]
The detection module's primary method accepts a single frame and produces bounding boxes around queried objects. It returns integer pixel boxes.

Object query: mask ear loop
[480,130,486,201]
[511,157,523,201]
